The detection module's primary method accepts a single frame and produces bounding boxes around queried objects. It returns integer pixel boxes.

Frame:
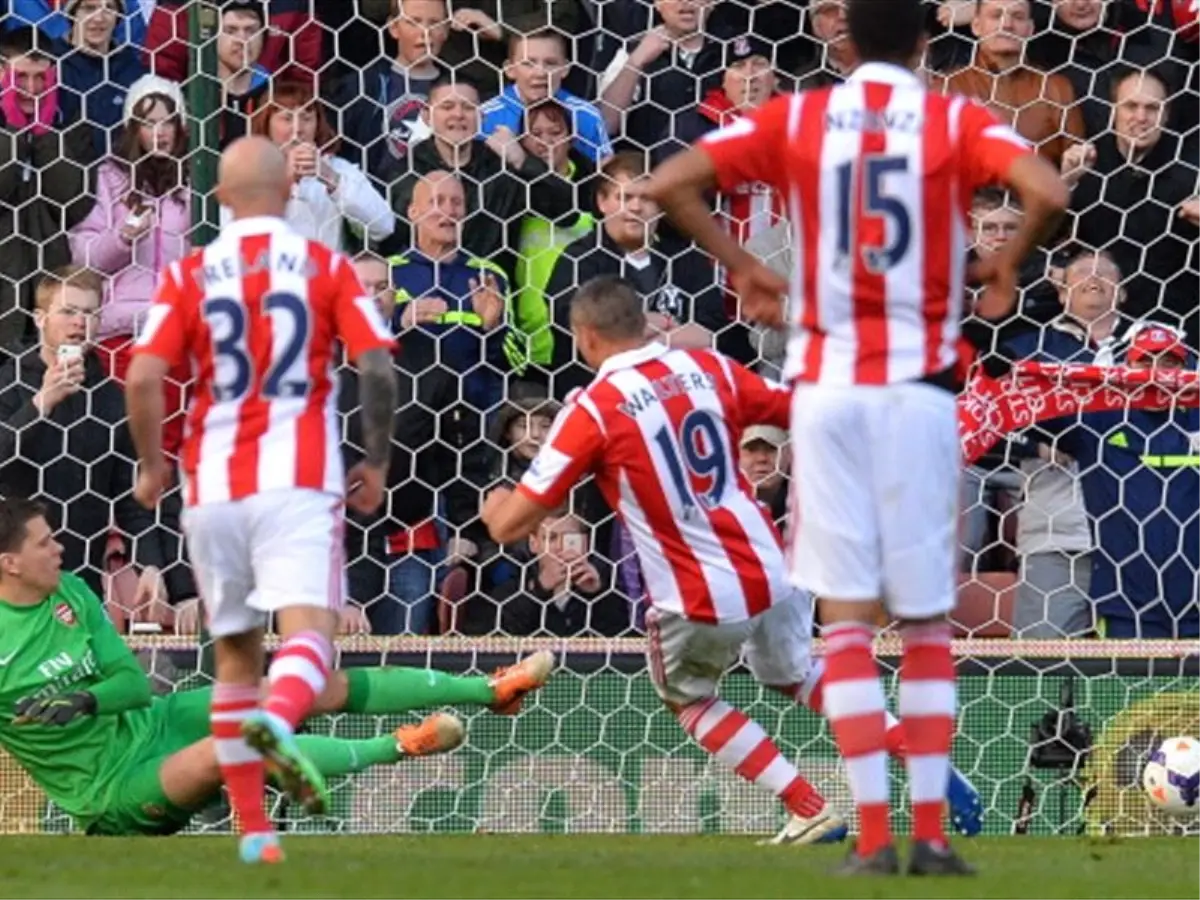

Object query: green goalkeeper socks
[294,735,399,775]
[343,667,495,715]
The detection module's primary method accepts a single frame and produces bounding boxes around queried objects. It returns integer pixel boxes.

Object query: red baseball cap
[1128,325,1188,364]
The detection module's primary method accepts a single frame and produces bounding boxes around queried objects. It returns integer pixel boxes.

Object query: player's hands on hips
[13,691,97,726]
[731,263,788,329]
[345,461,386,516]
[134,457,171,509]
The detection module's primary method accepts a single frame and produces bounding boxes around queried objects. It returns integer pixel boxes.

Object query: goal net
[0,0,1196,840]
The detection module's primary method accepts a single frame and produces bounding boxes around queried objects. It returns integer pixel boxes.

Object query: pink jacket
[69,160,191,340]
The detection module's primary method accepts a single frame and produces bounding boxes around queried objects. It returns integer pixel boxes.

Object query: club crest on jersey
[54,603,77,627]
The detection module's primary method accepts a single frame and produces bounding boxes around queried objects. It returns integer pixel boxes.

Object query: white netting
[0,0,1196,837]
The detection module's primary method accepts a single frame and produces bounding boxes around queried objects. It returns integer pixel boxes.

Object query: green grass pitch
[0,835,1195,898]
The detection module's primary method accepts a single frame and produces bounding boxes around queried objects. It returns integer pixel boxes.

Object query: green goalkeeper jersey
[0,572,154,823]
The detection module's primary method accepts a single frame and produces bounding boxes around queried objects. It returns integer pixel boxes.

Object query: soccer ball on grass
[1142,736,1200,816]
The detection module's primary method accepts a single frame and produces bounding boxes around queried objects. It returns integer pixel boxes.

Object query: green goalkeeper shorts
[85,688,215,837]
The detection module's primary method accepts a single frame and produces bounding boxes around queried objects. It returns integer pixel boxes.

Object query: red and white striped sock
[800,659,907,758]
[263,630,333,731]
[211,683,272,836]
[821,622,891,856]
[899,620,956,846]
[679,698,826,818]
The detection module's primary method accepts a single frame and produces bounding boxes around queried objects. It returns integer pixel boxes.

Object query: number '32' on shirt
[132,216,396,507]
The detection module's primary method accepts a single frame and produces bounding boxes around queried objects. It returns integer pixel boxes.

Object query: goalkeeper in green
[0,498,552,836]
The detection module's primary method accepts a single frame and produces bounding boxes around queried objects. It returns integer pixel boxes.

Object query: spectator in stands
[439,2,593,97]
[934,0,1085,165]
[655,34,780,161]
[598,0,724,155]
[1046,325,1199,639]
[0,266,194,606]
[481,28,611,163]
[327,0,452,184]
[7,0,147,47]
[338,251,394,630]
[392,170,522,408]
[967,188,1057,335]
[649,32,782,365]
[249,80,394,251]
[1026,0,1119,139]
[383,75,577,276]
[514,99,597,372]
[384,170,523,631]
[0,27,95,352]
[543,152,722,398]
[491,390,561,487]
[706,0,808,78]
[459,512,630,637]
[68,74,189,454]
[1000,250,1134,637]
[144,0,323,86]
[739,425,789,529]
[52,0,146,157]
[1061,67,1200,347]
[792,0,859,89]
[212,0,270,148]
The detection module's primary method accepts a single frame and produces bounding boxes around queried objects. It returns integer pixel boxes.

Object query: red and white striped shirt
[133,217,395,507]
[700,62,1033,387]
[518,342,792,625]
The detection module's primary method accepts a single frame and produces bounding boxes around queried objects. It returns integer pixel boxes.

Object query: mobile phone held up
[57,344,83,363]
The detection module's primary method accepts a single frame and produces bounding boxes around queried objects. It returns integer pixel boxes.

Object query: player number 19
[653,409,730,511]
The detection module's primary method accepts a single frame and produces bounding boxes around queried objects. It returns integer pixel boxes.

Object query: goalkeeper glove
[13,691,97,726]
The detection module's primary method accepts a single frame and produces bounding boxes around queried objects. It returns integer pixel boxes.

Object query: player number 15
[836,154,913,273]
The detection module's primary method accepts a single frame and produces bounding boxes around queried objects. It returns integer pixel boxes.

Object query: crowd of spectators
[0,0,1195,641]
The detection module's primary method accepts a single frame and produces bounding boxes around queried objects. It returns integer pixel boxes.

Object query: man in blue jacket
[385,170,525,629]
[389,169,524,412]
[51,0,146,156]
[6,0,147,47]
[1049,325,1199,639]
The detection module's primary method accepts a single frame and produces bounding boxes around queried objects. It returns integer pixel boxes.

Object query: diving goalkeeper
[0,498,552,836]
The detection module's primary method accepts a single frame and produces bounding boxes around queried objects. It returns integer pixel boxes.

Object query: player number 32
[203,294,311,402]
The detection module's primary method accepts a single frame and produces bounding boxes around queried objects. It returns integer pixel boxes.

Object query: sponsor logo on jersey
[54,603,77,627]
[142,803,166,820]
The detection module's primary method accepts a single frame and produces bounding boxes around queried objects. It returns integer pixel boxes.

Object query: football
[1143,736,1200,816]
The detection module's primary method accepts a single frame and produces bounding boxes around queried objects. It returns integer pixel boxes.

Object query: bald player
[126,136,400,863]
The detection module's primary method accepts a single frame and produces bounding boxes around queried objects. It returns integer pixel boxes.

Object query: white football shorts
[645,589,814,705]
[181,487,347,638]
[786,380,959,620]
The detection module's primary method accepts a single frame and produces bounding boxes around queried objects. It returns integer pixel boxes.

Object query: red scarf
[959,362,1200,464]
[0,65,60,136]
